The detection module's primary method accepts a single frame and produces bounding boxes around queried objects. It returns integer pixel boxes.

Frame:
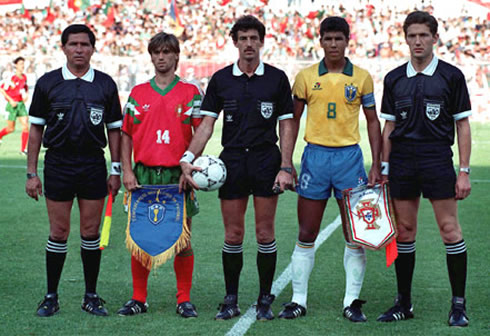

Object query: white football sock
[291,242,315,308]
[343,243,366,308]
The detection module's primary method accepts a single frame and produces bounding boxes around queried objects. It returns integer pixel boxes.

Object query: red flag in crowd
[103,0,115,27]
[68,0,90,12]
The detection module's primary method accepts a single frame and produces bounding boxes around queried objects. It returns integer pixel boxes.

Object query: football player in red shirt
[0,57,29,154]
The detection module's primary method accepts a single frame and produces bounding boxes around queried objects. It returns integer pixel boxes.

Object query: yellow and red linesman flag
[100,192,113,250]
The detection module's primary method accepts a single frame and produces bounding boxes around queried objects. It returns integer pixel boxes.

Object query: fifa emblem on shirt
[89,107,103,125]
[356,199,381,230]
[344,83,358,103]
[426,103,440,120]
[312,82,322,90]
[260,102,274,119]
[148,203,166,225]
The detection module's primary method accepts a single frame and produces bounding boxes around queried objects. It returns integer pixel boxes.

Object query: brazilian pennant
[126,185,189,270]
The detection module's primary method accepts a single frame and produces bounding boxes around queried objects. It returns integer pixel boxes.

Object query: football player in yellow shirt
[279,16,382,322]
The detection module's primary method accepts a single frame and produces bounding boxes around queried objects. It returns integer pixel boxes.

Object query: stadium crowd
[0,0,488,119]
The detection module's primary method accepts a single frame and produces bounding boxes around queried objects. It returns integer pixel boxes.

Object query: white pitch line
[225,216,342,336]
[0,164,29,169]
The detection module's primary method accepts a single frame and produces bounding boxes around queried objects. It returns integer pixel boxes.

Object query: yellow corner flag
[100,193,113,250]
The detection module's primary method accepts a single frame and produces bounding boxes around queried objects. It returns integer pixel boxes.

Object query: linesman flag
[99,192,113,250]
[126,185,190,270]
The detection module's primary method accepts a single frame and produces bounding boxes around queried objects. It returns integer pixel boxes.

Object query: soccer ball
[192,155,227,191]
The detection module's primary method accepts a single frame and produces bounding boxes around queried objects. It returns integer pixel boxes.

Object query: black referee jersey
[29,65,122,152]
[380,57,471,145]
[200,61,293,149]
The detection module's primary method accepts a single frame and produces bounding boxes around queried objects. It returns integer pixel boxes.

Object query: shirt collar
[406,55,438,78]
[318,57,353,76]
[62,64,95,82]
[232,60,265,76]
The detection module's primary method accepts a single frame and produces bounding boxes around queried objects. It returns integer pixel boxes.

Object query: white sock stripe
[81,238,101,250]
[81,237,101,244]
[445,241,466,249]
[81,240,100,247]
[47,240,67,247]
[46,240,67,253]
[258,247,277,253]
[223,243,243,254]
[446,242,467,254]
[46,246,68,253]
[296,241,315,248]
[258,241,277,254]
[397,242,416,253]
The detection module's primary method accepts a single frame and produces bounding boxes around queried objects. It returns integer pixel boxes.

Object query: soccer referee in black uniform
[180,15,295,321]
[377,11,472,327]
[25,24,122,317]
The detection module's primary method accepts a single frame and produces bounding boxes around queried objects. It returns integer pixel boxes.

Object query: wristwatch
[26,172,38,179]
[459,167,471,175]
[280,167,293,174]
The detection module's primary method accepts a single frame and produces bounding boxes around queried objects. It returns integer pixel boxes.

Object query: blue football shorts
[297,143,367,200]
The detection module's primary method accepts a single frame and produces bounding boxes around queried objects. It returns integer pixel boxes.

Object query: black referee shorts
[389,142,456,200]
[218,144,281,200]
[44,149,108,201]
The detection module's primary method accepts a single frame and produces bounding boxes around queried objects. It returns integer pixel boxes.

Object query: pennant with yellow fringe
[126,185,190,270]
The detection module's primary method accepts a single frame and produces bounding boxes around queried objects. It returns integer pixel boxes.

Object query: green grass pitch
[0,119,488,335]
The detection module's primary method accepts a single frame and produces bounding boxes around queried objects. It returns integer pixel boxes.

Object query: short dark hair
[319,16,350,40]
[61,24,96,47]
[148,32,180,69]
[230,15,265,43]
[13,57,25,64]
[148,32,180,55]
[403,11,438,36]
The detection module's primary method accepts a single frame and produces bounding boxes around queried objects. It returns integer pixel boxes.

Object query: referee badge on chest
[426,103,440,120]
[260,101,273,119]
[89,107,103,125]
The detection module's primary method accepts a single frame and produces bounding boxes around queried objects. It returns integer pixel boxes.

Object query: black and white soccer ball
[192,155,227,191]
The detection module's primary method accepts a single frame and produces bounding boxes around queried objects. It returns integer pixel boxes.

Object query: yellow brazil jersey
[292,58,375,147]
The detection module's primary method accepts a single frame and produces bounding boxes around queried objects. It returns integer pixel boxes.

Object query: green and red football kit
[122,75,202,305]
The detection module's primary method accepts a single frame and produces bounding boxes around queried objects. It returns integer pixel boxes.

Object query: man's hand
[367,164,382,187]
[107,175,121,200]
[273,167,296,193]
[26,176,43,201]
[455,172,471,200]
[122,169,140,192]
[179,161,202,192]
